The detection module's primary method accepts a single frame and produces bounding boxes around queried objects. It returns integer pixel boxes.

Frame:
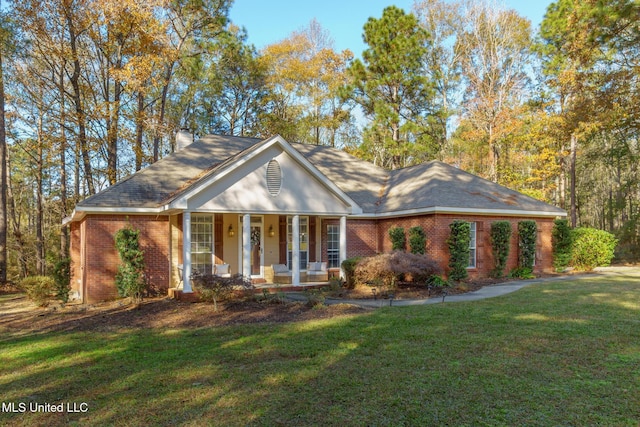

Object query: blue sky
[229,1,552,56]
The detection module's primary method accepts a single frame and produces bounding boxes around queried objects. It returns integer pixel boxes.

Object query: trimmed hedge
[447,220,471,281]
[571,227,618,271]
[114,225,146,304]
[552,219,573,272]
[389,227,406,251]
[408,226,427,255]
[518,220,537,270]
[490,221,512,278]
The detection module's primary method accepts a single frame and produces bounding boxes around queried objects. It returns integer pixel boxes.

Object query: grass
[1,272,640,426]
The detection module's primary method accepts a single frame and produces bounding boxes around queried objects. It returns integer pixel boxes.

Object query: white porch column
[242,214,251,279]
[182,211,192,293]
[292,215,300,285]
[339,215,347,279]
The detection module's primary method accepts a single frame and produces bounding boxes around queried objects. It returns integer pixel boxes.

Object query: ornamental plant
[52,258,71,303]
[408,226,427,254]
[552,219,573,272]
[192,273,253,311]
[518,220,537,271]
[114,225,146,304]
[21,276,56,307]
[490,221,512,278]
[354,252,440,290]
[389,226,406,251]
[341,257,362,289]
[447,220,471,281]
[571,227,618,271]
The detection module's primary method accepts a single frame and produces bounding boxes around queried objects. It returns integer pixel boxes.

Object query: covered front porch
[162,135,361,295]
[170,213,348,294]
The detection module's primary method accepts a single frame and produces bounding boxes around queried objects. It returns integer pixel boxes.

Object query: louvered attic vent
[266,159,282,196]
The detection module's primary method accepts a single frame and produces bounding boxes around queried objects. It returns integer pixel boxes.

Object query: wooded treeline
[0,0,638,282]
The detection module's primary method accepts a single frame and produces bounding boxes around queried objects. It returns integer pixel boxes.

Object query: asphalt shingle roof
[77,134,565,216]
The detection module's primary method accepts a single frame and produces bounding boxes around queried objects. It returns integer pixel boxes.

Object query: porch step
[253,283,328,293]
[168,288,201,302]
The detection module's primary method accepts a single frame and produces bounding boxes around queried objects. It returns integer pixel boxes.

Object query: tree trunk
[36,120,45,275]
[6,158,27,278]
[570,133,577,227]
[153,64,175,162]
[106,80,121,185]
[65,6,95,195]
[135,91,144,171]
[59,66,69,259]
[0,50,6,284]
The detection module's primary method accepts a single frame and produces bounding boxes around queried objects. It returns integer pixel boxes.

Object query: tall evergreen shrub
[114,225,146,304]
[552,219,573,272]
[518,220,537,270]
[389,226,406,251]
[447,220,470,281]
[408,226,426,254]
[490,221,512,278]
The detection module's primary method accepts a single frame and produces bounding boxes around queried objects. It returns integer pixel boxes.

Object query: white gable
[179,139,357,215]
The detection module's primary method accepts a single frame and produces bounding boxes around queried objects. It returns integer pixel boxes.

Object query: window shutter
[278,215,287,264]
[309,216,317,262]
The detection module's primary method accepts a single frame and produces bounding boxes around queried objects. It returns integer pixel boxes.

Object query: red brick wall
[320,215,555,277]
[346,219,379,258]
[353,214,556,279]
[69,221,82,301]
[71,214,170,304]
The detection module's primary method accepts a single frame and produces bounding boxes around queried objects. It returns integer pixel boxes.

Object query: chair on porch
[306,262,328,282]
[271,264,292,284]
[214,263,231,278]
[177,264,184,289]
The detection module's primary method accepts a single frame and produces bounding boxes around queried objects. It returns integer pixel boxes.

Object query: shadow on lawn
[1,270,640,426]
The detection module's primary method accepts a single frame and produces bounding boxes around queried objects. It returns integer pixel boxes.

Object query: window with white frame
[191,215,213,275]
[287,216,308,270]
[327,224,340,268]
[468,222,477,268]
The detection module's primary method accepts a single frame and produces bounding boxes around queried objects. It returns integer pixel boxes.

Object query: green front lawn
[1,272,640,426]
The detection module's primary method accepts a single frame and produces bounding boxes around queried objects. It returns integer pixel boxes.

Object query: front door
[241,215,264,278]
[250,218,262,276]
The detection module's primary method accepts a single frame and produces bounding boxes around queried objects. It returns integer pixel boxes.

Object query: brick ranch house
[65,133,567,303]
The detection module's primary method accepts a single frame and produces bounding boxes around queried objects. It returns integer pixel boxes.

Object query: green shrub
[509,267,535,279]
[114,225,146,304]
[490,221,512,278]
[52,258,71,303]
[408,226,427,254]
[303,288,325,308]
[447,220,471,282]
[354,252,441,290]
[427,274,451,288]
[552,219,573,272]
[389,227,406,251]
[571,227,618,271]
[21,276,56,307]
[341,257,362,289]
[192,273,253,311]
[518,220,537,270]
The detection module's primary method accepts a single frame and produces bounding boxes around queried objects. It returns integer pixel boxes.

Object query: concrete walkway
[284,267,640,308]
